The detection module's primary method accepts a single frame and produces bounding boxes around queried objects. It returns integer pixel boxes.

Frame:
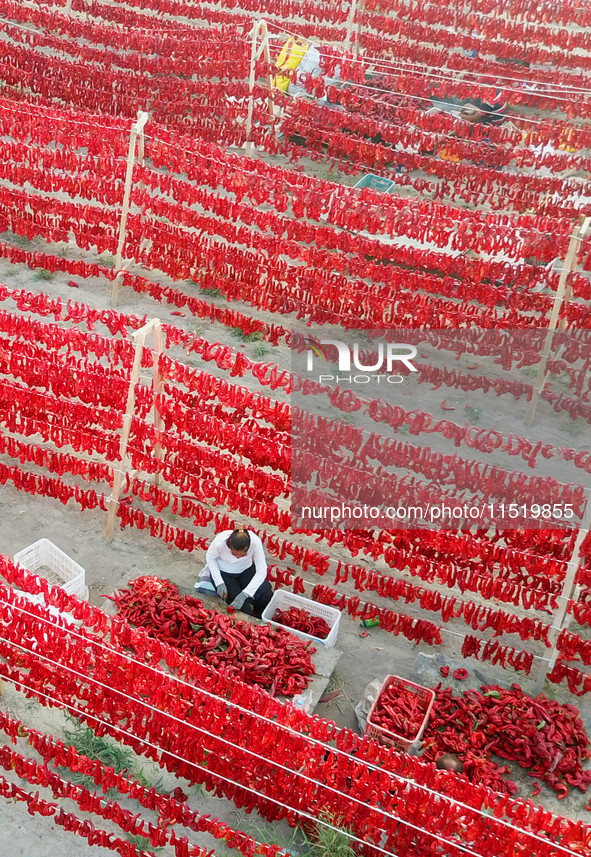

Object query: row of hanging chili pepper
[0,84,576,262]
[4,288,588,521]
[0,92,585,335]
[274,99,590,219]
[0,300,588,676]
[0,708,282,857]
[0,407,585,691]
[0,286,583,559]
[64,0,591,84]
[2,163,569,333]
[1,300,588,567]
[0,567,588,856]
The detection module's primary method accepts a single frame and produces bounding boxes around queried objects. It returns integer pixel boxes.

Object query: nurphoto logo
[304,338,418,385]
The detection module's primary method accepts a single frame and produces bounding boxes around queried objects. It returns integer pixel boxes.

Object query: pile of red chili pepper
[273,606,331,640]
[105,576,316,696]
[421,683,591,797]
[369,679,429,740]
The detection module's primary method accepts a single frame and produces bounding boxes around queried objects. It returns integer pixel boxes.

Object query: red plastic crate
[365,675,435,752]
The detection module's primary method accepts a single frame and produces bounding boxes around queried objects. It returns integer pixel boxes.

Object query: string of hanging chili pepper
[0,636,483,857]
[0,580,584,856]
[0,709,292,857]
[7,549,588,837]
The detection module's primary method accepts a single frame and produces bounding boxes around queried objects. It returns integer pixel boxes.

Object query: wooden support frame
[532,497,591,695]
[344,0,359,53]
[106,319,164,541]
[244,20,274,158]
[525,214,589,426]
[353,0,365,56]
[111,110,149,307]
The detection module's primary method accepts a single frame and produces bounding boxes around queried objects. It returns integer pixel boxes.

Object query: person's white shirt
[205,530,267,598]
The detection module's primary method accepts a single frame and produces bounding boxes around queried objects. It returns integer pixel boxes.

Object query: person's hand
[460,103,484,122]
[216,583,228,601]
[229,591,248,611]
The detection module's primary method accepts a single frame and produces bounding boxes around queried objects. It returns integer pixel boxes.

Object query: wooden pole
[559,215,590,332]
[65,0,72,12]
[344,0,359,53]
[525,214,587,426]
[106,318,161,541]
[354,0,365,56]
[111,110,148,307]
[532,497,591,695]
[244,20,274,157]
[260,23,274,125]
[152,321,164,487]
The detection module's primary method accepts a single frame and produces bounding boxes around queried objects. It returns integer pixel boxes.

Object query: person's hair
[436,753,464,774]
[227,528,251,552]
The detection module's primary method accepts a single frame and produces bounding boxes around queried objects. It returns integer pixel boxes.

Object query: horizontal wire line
[0,588,584,854]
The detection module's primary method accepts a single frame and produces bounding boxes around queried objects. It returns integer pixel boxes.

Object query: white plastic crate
[13,539,85,599]
[262,590,340,648]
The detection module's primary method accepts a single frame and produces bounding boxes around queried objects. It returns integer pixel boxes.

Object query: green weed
[465,404,482,423]
[101,253,116,268]
[560,417,587,436]
[231,327,264,342]
[254,342,268,357]
[309,825,356,857]
[11,233,33,247]
[34,267,54,281]
[60,720,161,797]
[63,722,134,774]
[199,285,222,298]
[234,813,308,857]
[303,812,356,857]
[125,832,163,855]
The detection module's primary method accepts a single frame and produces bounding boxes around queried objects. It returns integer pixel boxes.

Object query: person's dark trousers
[220,564,273,618]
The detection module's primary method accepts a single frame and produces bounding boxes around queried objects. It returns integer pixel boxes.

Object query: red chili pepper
[421,683,591,797]
[369,680,429,741]
[439,666,450,677]
[453,669,469,680]
[110,577,316,696]
[273,607,331,640]
[440,400,455,411]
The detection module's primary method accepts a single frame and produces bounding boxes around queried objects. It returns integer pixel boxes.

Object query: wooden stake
[354,0,365,56]
[244,20,274,157]
[152,321,164,487]
[344,0,359,53]
[106,318,161,541]
[525,214,587,426]
[65,0,72,12]
[532,497,591,695]
[111,110,148,307]
[559,215,590,333]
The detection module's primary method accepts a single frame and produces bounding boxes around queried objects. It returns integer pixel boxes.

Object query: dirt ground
[0,226,589,857]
